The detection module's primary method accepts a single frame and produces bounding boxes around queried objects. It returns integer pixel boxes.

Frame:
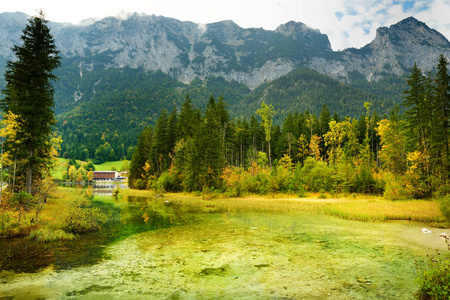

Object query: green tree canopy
[0,11,61,194]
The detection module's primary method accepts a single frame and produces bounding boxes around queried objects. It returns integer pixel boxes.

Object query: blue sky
[1,0,449,50]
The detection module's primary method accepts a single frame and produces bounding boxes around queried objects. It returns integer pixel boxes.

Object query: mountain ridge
[2,12,448,92]
[0,12,448,160]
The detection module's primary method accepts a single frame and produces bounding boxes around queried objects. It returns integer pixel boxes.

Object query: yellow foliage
[407,151,427,172]
[309,135,321,161]
[297,134,309,162]
[279,154,293,170]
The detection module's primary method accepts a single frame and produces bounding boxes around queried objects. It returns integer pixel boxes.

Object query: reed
[321,199,445,223]
[122,189,446,224]
[27,228,77,242]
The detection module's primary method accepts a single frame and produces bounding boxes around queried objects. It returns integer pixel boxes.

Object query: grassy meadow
[120,189,447,225]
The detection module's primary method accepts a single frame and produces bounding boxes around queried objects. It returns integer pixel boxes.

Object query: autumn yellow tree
[309,135,321,161]
[297,134,309,165]
[376,119,407,175]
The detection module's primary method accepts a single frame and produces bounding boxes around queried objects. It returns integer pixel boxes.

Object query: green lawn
[51,158,129,179]
[94,160,126,171]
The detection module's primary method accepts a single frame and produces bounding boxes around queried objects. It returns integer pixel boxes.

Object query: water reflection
[0,187,202,273]
[60,182,128,196]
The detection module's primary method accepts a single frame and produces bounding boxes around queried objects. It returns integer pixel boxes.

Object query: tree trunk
[26,150,33,194]
[27,165,32,194]
[268,140,272,170]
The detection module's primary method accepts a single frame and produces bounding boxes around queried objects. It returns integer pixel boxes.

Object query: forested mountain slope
[0,12,448,160]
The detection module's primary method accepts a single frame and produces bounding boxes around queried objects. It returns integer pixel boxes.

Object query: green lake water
[0,187,448,299]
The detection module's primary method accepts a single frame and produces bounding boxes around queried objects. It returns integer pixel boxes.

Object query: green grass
[27,228,77,242]
[121,189,447,224]
[51,157,69,180]
[94,160,127,171]
[51,158,129,179]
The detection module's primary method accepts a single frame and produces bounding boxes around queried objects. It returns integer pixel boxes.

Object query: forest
[129,55,450,203]
[56,66,406,164]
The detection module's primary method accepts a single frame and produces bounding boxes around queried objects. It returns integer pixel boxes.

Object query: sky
[1,0,450,51]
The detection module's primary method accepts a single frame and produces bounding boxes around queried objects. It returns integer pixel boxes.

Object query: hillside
[0,13,448,160]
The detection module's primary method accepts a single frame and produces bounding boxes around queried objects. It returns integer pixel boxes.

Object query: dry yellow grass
[120,189,446,224]
[321,199,444,223]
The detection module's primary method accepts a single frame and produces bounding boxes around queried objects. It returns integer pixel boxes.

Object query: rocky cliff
[0,12,449,89]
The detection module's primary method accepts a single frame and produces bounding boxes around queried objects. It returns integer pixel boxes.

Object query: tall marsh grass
[122,189,446,224]
[27,228,76,242]
[321,199,445,223]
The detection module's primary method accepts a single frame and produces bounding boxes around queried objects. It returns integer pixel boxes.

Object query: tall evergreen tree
[151,109,169,174]
[402,63,427,152]
[1,11,61,194]
[257,102,275,169]
[177,94,197,139]
[128,126,153,187]
[433,54,450,180]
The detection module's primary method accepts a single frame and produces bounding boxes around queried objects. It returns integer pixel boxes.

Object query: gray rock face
[0,13,449,87]
[309,17,450,82]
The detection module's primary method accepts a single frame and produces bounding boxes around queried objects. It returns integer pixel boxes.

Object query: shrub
[415,251,450,300]
[270,165,293,193]
[62,200,107,233]
[152,171,179,193]
[383,172,412,200]
[28,228,76,242]
[298,157,337,192]
[353,167,377,194]
[436,196,450,224]
[133,179,147,190]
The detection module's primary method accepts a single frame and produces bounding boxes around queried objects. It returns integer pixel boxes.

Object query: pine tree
[151,109,169,174]
[177,94,198,139]
[128,126,153,187]
[1,11,61,194]
[257,102,275,169]
[402,63,427,152]
[433,54,450,180]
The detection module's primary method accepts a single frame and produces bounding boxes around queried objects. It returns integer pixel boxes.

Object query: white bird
[439,233,448,238]
[422,228,432,233]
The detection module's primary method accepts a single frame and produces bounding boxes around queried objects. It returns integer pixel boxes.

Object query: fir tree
[1,11,61,194]
[433,54,450,180]
[128,126,153,187]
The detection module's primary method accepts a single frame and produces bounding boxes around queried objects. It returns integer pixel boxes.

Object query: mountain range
[0,12,449,160]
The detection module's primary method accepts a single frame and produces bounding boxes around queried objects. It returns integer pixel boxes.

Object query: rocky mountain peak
[372,16,450,48]
[0,13,449,89]
[276,21,331,50]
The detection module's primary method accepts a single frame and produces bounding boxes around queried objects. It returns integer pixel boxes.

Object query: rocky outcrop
[309,17,450,82]
[0,13,449,87]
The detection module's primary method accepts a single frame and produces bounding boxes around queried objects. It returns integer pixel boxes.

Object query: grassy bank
[0,187,106,241]
[2,187,446,242]
[120,189,447,225]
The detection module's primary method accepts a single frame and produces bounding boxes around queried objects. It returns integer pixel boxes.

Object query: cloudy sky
[1,0,449,50]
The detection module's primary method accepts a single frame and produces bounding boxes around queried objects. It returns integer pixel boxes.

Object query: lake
[0,186,447,299]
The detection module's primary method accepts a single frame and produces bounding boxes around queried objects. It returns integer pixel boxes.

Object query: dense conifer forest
[128,55,450,199]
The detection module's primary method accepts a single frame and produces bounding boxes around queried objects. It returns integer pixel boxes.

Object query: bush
[28,228,76,242]
[298,157,337,192]
[383,172,412,200]
[133,179,147,190]
[62,200,107,233]
[152,171,180,193]
[353,167,378,194]
[415,251,450,300]
[437,196,450,224]
[270,165,293,193]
